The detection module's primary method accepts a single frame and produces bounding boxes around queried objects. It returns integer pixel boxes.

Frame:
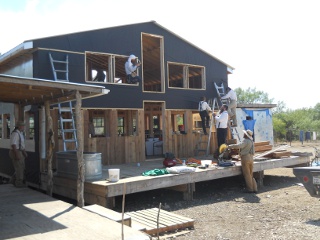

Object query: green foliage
[235,87,320,141]
[235,87,274,104]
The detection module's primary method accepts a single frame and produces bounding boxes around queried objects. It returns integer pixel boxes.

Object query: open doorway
[142,33,164,92]
[144,102,165,158]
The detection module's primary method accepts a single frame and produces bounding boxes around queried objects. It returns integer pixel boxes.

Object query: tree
[234,87,320,141]
[235,87,274,104]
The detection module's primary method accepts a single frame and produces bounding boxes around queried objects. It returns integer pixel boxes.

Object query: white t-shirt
[10,129,25,150]
[215,111,229,128]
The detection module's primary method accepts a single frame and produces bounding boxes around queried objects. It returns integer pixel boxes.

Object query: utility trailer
[293,166,320,198]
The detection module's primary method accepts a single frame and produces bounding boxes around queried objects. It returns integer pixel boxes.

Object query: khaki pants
[240,154,257,192]
[227,99,237,125]
[9,150,25,187]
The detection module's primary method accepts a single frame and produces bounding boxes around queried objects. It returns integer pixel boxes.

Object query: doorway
[144,101,165,158]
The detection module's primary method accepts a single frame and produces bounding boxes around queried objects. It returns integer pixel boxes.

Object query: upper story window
[168,62,205,89]
[85,52,135,84]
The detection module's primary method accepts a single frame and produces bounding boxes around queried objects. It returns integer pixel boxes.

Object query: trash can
[56,151,102,180]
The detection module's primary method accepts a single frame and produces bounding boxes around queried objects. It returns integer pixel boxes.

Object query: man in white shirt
[214,104,229,154]
[221,87,237,126]
[9,121,28,187]
[125,54,141,84]
[198,96,212,135]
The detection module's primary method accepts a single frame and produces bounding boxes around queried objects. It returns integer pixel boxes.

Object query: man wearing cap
[9,121,28,187]
[125,54,141,84]
[227,129,258,193]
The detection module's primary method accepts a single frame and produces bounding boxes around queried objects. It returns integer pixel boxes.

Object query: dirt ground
[115,141,320,240]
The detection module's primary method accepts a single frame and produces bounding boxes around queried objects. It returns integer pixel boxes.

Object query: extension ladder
[49,53,78,151]
[214,82,228,105]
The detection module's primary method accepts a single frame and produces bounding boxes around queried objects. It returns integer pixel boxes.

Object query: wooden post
[45,101,55,196]
[75,91,85,208]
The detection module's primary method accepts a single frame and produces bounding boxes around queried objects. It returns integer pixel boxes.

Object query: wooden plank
[0,184,150,240]
[268,151,292,159]
[254,141,270,146]
[150,208,195,223]
[126,208,194,235]
[83,204,131,226]
[143,209,192,225]
[255,145,289,158]
[255,145,273,152]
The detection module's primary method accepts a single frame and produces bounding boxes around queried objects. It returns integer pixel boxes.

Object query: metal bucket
[56,151,102,180]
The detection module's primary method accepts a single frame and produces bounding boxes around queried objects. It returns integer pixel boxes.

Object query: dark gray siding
[31,22,229,110]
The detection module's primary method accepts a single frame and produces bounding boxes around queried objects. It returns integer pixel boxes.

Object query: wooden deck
[126,208,195,235]
[0,184,150,240]
[37,155,310,209]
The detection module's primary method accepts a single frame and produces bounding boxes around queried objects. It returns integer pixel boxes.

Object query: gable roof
[0,21,234,73]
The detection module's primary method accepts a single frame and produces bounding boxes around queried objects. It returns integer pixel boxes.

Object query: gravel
[114,142,320,240]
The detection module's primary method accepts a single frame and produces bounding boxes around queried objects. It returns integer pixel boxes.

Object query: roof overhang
[237,103,277,109]
[0,41,35,66]
[0,74,109,107]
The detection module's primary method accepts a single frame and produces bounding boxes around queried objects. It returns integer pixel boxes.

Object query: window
[168,62,205,89]
[28,115,34,140]
[117,110,138,136]
[117,117,124,136]
[171,112,186,134]
[93,117,105,136]
[85,52,128,84]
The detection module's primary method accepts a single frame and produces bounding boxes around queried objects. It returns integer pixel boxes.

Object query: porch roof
[0,74,109,106]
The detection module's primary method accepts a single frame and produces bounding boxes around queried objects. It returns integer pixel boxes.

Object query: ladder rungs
[61,119,73,123]
[62,129,76,133]
[60,107,73,112]
[63,139,77,142]
[52,60,68,64]
[54,70,68,73]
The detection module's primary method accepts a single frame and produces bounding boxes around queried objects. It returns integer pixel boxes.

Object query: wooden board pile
[254,142,291,160]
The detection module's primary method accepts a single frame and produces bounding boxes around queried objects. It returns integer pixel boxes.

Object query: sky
[0,0,319,110]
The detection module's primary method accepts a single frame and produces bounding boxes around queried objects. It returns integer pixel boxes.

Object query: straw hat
[243,129,253,140]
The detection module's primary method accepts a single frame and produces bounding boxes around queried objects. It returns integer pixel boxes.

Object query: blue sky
[1,0,319,110]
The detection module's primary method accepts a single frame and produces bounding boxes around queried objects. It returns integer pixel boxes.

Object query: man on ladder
[220,86,237,127]
[198,96,212,135]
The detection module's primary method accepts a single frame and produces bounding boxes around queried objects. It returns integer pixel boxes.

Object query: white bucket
[108,169,120,182]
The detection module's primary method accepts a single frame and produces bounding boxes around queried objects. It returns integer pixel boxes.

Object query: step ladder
[49,53,78,151]
[195,98,220,156]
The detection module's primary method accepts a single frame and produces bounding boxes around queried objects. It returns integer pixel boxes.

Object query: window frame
[168,62,206,89]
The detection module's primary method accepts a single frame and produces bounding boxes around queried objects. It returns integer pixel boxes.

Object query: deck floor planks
[139,208,188,225]
[0,184,150,240]
[126,208,194,235]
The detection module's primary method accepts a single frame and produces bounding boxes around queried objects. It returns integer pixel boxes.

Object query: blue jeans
[127,74,141,84]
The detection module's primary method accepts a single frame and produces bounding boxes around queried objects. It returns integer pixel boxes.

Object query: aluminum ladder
[230,126,240,142]
[49,53,78,151]
[195,98,220,156]
[214,82,228,105]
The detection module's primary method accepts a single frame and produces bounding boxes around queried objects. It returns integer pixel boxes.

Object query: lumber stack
[254,141,273,152]
[265,150,292,159]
